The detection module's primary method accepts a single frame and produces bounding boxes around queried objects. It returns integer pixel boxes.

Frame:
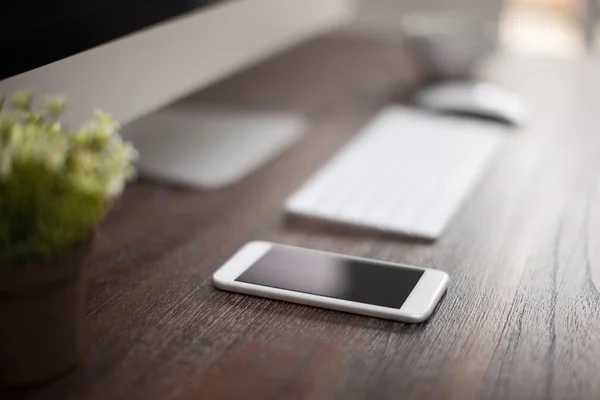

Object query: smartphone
[213,241,449,323]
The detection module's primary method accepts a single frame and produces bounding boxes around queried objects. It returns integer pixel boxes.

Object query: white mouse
[412,81,529,127]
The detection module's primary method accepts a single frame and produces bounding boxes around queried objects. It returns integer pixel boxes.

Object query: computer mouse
[412,81,529,127]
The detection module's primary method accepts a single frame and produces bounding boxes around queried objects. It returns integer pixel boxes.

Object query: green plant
[0,91,137,267]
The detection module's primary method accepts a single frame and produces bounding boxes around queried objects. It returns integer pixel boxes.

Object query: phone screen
[236,246,424,308]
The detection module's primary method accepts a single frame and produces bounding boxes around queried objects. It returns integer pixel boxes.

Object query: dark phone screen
[236,246,424,309]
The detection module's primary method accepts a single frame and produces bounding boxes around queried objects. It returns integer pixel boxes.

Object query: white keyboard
[285,106,506,240]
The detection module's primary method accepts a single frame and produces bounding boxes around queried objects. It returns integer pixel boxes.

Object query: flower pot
[0,242,92,387]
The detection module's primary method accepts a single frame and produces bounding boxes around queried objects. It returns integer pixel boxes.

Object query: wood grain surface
[3,35,600,400]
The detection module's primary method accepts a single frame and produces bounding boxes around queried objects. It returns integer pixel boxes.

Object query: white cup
[400,12,494,81]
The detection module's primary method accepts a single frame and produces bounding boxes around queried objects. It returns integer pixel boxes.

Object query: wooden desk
[6,35,600,400]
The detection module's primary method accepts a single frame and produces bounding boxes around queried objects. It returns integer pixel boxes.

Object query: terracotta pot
[0,241,92,387]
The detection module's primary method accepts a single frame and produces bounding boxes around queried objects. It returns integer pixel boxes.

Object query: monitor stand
[122,105,306,189]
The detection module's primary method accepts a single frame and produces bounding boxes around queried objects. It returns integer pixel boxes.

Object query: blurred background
[350,0,599,56]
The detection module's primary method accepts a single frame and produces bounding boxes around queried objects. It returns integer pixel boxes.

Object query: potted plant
[0,91,137,386]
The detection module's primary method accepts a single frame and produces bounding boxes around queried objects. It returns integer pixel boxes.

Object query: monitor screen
[0,0,224,80]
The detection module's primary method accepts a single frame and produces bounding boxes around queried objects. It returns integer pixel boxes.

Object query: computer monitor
[0,0,352,187]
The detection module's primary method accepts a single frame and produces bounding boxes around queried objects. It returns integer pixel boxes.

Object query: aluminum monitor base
[123,106,305,189]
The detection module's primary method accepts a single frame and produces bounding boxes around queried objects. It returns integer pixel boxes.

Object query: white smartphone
[213,241,449,323]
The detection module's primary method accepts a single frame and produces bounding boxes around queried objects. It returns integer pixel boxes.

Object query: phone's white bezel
[213,241,449,323]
